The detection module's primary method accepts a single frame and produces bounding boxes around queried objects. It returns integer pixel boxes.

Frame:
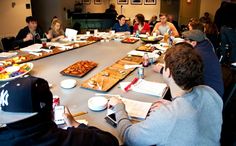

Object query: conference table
[2,40,166,144]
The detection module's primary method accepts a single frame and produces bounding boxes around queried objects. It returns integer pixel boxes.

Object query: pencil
[72,111,88,117]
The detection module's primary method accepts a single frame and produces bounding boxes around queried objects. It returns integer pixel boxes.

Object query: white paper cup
[86,31,90,36]
[94,29,98,35]
[110,30,115,35]
[152,32,157,37]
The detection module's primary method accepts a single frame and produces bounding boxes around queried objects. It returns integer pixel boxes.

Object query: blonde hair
[51,19,62,30]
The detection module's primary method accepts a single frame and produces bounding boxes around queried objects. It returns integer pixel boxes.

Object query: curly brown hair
[164,42,203,90]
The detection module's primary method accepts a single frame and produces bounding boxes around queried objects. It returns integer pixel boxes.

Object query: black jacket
[0,115,119,146]
[14,26,44,48]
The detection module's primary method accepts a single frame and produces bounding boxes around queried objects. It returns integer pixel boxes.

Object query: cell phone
[105,113,117,127]
[54,105,65,125]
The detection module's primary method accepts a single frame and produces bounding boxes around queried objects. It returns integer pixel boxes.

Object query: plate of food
[121,37,139,44]
[60,60,98,78]
[141,36,163,43]
[0,62,33,81]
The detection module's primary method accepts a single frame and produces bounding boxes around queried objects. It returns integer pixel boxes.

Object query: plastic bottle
[135,30,140,38]
[142,53,149,67]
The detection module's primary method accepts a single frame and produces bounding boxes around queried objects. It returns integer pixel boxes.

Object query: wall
[0,0,32,37]
[83,0,160,21]
[199,0,221,21]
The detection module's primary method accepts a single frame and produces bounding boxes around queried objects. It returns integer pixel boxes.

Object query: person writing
[112,15,130,33]
[152,13,179,37]
[108,43,223,146]
[47,19,65,42]
[133,14,150,34]
[14,16,45,48]
[0,76,119,146]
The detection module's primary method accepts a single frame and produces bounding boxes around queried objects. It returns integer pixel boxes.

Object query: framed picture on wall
[117,0,128,5]
[131,0,142,5]
[144,0,156,5]
[94,0,102,4]
[83,0,91,4]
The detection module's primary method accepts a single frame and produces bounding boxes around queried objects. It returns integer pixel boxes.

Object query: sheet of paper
[0,52,17,58]
[120,79,168,97]
[20,44,42,52]
[121,98,152,120]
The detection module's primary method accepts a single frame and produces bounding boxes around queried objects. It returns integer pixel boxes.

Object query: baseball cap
[0,76,52,124]
[182,30,206,42]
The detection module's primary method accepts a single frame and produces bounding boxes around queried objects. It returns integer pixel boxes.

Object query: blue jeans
[220,26,236,63]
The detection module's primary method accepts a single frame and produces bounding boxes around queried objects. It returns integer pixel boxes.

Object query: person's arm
[152,23,160,35]
[168,22,179,37]
[14,29,33,47]
[110,97,174,146]
[63,107,119,146]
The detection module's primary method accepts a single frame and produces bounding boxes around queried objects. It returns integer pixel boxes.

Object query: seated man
[154,30,224,98]
[108,43,223,146]
[0,76,119,146]
[112,15,130,33]
[152,13,179,37]
[14,16,44,48]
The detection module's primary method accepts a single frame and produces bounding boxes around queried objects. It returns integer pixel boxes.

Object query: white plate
[88,96,108,111]
[60,79,77,89]
[0,62,33,82]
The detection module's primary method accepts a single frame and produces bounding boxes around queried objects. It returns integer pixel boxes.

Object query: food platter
[121,55,143,64]
[121,37,139,44]
[135,45,155,52]
[0,62,33,81]
[81,74,119,92]
[60,60,98,78]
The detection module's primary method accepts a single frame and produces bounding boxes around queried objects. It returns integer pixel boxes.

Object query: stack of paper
[107,95,152,120]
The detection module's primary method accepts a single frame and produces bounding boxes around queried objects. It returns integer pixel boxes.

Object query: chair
[1,36,17,51]
[221,64,236,110]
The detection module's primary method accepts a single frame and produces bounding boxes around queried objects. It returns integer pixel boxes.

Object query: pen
[124,77,139,92]
[72,111,88,117]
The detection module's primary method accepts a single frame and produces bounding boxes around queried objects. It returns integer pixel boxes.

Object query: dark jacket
[14,26,44,48]
[0,114,119,146]
[195,39,224,97]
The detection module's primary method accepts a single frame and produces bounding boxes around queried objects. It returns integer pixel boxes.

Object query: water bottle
[142,53,149,67]
[135,30,140,38]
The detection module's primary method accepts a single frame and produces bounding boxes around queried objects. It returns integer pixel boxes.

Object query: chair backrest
[1,36,16,51]
[221,64,236,109]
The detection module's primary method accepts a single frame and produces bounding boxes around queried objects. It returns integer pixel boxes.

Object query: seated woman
[47,19,65,42]
[133,14,150,34]
[112,15,130,33]
[152,13,179,37]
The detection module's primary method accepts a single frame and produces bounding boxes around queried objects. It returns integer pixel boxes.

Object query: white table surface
[3,40,166,144]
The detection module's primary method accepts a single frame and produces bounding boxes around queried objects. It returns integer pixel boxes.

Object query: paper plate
[60,79,77,89]
[88,96,108,111]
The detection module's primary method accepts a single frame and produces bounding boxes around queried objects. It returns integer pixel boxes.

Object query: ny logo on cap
[0,90,9,107]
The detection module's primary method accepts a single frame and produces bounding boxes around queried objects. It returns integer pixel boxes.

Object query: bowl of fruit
[0,62,33,81]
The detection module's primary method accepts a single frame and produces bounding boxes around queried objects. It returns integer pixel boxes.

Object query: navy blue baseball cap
[0,76,53,124]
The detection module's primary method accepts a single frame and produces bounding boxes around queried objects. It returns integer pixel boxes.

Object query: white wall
[0,0,32,37]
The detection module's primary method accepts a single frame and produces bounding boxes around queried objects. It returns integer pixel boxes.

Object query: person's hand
[108,97,123,108]
[24,33,33,42]
[149,99,170,112]
[57,35,65,40]
[153,63,164,73]
[63,107,80,127]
